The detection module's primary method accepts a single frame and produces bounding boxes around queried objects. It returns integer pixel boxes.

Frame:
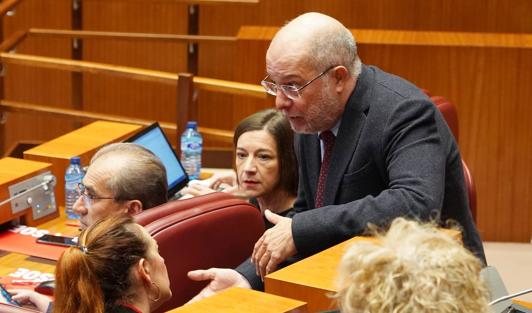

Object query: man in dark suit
[187,12,485,297]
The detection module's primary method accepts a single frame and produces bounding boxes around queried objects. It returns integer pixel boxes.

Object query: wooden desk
[168,287,307,313]
[24,121,142,208]
[0,210,78,282]
[265,230,461,312]
[266,231,531,312]
[0,157,54,225]
[265,237,369,313]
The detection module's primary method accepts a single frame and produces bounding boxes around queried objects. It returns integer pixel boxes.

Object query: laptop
[125,122,189,198]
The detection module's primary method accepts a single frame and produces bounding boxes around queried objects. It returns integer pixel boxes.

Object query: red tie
[315,131,335,208]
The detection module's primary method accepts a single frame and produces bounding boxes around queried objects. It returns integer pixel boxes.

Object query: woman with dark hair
[183,109,298,220]
[53,215,171,313]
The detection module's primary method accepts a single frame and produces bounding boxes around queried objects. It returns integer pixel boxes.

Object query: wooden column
[176,73,194,154]
[0,10,5,156]
[71,0,83,119]
[187,4,199,75]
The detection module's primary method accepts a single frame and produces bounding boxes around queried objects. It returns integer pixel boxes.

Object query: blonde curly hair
[334,218,490,313]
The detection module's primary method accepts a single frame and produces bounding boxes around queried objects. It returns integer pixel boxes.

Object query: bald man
[11,143,168,312]
[188,12,485,298]
[73,142,168,229]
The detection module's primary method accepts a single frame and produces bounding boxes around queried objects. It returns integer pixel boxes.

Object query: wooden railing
[0,99,233,143]
[0,0,265,154]
[0,0,23,17]
[27,28,237,44]
[124,0,258,3]
[0,52,265,96]
[0,0,262,155]
[0,51,265,153]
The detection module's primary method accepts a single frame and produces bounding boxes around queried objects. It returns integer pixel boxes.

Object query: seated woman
[52,215,171,313]
[333,218,490,313]
[182,109,298,223]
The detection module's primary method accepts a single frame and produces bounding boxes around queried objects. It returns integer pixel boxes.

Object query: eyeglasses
[261,65,337,100]
[76,182,115,208]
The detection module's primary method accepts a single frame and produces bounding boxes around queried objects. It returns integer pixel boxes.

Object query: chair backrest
[135,192,237,226]
[430,95,477,221]
[432,95,459,142]
[134,193,265,312]
[462,159,477,221]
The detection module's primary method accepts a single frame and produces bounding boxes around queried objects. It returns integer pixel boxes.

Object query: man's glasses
[261,65,337,100]
[76,182,114,208]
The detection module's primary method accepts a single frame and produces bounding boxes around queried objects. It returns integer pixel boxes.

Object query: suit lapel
[322,65,372,206]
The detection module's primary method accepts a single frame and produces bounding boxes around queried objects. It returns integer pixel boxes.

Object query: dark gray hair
[91,142,168,209]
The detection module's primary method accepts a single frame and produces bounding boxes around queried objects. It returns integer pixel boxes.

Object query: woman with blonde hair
[53,215,171,313]
[334,218,490,313]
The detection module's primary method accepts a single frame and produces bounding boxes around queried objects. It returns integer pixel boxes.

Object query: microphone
[489,288,532,306]
[42,174,56,191]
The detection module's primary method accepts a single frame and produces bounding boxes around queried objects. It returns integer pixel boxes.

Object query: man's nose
[275,90,292,111]
[72,195,86,215]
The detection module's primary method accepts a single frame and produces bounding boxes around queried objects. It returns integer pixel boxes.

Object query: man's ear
[333,66,350,93]
[125,200,143,216]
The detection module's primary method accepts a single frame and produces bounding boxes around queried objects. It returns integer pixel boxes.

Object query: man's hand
[252,210,297,279]
[10,289,52,312]
[186,268,251,304]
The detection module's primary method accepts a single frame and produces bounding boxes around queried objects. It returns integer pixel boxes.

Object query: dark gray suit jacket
[237,64,485,290]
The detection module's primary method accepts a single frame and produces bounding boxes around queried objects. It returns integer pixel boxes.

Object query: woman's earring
[149,282,161,302]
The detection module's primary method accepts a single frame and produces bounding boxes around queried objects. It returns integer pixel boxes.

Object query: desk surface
[168,287,307,313]
[264,229,484,313]
[265,237,368,312]
[23,121,142,159]
[0,210,78,278]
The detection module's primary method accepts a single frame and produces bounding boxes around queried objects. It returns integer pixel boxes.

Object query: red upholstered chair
[135,192,237,226]
[462,159,477,221]
[430,95,477,221]
[432,95,459,142]
[134,192,265,312]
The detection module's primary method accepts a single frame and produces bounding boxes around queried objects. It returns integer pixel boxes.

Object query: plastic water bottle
[65,156,84,219]
[180,121,203,180]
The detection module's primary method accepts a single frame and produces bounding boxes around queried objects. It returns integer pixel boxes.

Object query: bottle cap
[70,156,81,165]
[186,121,197,129]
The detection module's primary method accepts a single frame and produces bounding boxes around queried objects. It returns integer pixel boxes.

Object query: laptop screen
[126,123,189,197]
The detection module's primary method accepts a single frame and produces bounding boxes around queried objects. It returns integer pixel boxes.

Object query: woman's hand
[207,172,237,190]
[10,289,52,312]
[180,183,217,197]
[180,171,238,198]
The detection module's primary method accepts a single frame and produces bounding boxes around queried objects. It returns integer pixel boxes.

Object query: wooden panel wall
[2,0,531,242]
[362,45,532,243]
[82,1,188,124]
[232,27,532,243]
[197,0,532,142]
[3,0,73,150]
[199,0,532,35]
